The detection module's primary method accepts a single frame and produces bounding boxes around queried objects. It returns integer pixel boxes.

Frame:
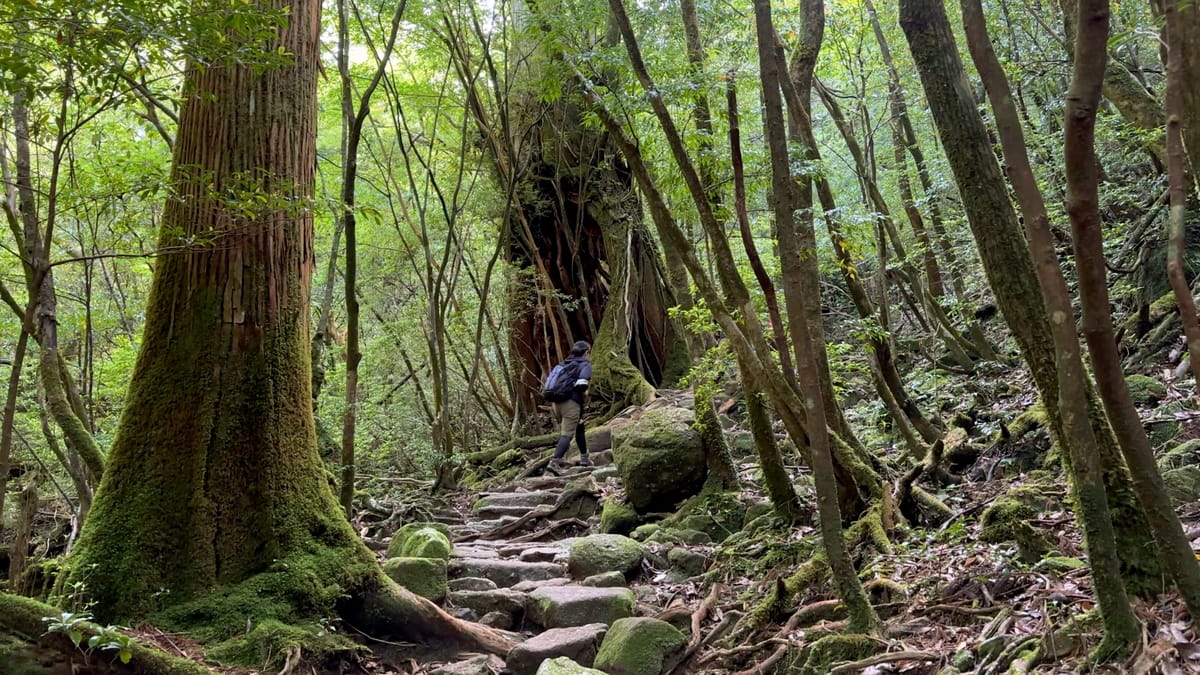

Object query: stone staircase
[399,460,699,675]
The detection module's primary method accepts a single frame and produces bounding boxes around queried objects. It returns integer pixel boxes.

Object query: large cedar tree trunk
[63,4,515,654]
[506,94,683,417]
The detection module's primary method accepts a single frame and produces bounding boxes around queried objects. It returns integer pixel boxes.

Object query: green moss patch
[386,523,452,560]
[1125,374,1167,406]
[786,634,879,675]
[593,617,685,675]
[207,619,360,670]
[599,499,640,536]
[382,557,447,602]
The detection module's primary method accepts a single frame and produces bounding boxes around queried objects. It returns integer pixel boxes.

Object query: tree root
[351,578,517,656]
[0,592,215,675]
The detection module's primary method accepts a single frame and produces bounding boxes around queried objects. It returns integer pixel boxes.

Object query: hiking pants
[552,400,587,459]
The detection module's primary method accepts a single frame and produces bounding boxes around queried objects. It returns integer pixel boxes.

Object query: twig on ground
[829,650,938,673]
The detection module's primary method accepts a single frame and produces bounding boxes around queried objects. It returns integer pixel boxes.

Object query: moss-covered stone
[599,499,640,536]
[386,522,453,560]
[491,448,523,470]
[613,407,707,513]
[666,548,706,577]
[528,586,637,628]
[399,528,453,561]
[647,528,711,546]
[568,535,645,580]
[1034,556,1086,574]
[629,524,659,542]
[979,486,1047,543]
[208,618,361,669]
[593,617,685,675]
[1125,374,1167,405]
[667,491,746,543]
[1163,466,1200,503]
[382,557,448,603]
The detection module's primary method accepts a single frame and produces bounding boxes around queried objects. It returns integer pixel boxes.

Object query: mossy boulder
[1156,440,1200,502]
[382,557,448,603]
[667,548,707,578]
[630,524,659,542]
[599,498,640,536]
[568,534,645,580]
[528,586,637,628]
[208,618,361,668]
[613,407,707,513]
[1126,374,1168,405]
[386,522,453,560]
[646,528,711,546]
[593,617,686,675]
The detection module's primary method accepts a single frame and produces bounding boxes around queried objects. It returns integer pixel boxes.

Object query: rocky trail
[383,451,716,675]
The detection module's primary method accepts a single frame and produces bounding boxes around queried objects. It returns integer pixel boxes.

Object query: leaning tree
[61,0,511,656]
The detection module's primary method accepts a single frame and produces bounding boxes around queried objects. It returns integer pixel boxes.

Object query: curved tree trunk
[899,0,1162,597]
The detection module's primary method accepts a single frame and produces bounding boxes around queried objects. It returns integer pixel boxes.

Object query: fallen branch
[829,650,938,673]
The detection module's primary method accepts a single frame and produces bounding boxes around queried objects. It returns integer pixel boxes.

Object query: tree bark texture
[963,0,1147,648]
[757,0,878,633]
[1165,0,1200,383]
[899,0,1161,597]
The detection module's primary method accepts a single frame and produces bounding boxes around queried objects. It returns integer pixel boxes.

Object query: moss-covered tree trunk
[962,0,1142,651]
[62,3,514,655]
[503,87,683,416]
[899,0,1162,596]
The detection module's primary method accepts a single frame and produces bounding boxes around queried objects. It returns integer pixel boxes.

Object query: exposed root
[0,592,215,675]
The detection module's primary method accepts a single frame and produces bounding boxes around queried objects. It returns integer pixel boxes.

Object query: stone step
[449,558,568,588]
[527,585,637,629]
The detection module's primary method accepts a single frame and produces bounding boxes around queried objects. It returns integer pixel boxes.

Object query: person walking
[547,341,592,472]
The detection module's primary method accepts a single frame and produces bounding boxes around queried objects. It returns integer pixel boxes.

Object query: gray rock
[451,546,501,559]
[582,571,627,587]
[432,654,506,675]
[594,617,686,675]
[613,407,707,513]
[506,623,608,675]
[568,534,645,580]
[667,548,707,577]
[448,588,527,623]
[479,611,514,630]
[528,585,637,629]
[449,558,567,588]
[448,577,498,592]
[591,466,620,482]
[519,547,565,563]
[513,577,572,593]
[536,657,607,675]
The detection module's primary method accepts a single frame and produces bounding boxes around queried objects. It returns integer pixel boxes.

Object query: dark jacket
[561,355,592,404]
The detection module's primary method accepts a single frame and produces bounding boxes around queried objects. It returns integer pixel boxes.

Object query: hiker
[547,340,593,471]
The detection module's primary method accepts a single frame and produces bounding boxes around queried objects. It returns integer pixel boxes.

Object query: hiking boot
[577,455,592,467]
[547,458,566,475]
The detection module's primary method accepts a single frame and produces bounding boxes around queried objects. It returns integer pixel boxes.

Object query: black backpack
[542,359,583,403]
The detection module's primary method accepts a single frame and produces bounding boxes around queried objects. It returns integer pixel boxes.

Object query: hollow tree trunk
[504,91,681,417]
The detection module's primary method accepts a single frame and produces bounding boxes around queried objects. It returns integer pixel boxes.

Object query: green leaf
[69,631,82,647]
[120,649,132,664]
